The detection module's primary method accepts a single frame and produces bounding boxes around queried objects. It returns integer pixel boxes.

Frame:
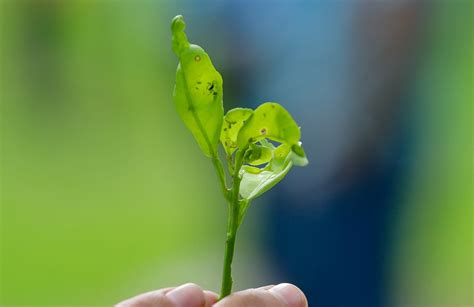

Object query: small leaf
[220,108,253,155]
[237,102,300,148]
[244,144,273,166]
[290,142,309,166]
[242,165,264,174]
[239,142,308,201]
[172,16,223,157]
[239,158,293,201]
[258,139,276,150]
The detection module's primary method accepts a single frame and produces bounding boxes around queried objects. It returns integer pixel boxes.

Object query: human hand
[116,282,308,307]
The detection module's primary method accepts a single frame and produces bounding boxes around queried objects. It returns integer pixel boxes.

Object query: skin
[116,283,308,307]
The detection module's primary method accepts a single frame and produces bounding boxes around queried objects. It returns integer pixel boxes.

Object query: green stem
[219,150,245,299]
[219,196,239,299]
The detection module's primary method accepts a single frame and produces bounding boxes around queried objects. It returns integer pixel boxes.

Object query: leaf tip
[171,15,190,56]
[171,15,186,33]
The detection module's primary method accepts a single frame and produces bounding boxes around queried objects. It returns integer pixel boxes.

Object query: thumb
[214,283,308,307]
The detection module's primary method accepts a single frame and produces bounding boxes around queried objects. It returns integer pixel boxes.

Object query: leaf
[273,143,308,167]
[290,143,309,166]
[172,15,224,157]
[237,104,308,201]
[242,165,264,174]
[220,108,253,155]
[244,144,273,166]
[239,142,308,201]
[237,103,300,148]
[258,139,276,150]
[239,158,293,201]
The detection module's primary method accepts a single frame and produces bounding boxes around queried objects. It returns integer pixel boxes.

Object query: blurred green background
[1,2,234,305]
[1,1,472,306]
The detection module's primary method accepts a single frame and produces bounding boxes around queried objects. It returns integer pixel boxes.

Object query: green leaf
[237,103,308,201]
[290,143,309,166]
[242,165,264,174]
[239,142,308,201]
[220,108,253,155]
[237,102,300,148]
[243,144,273,166]
[239,158,293,201]
[172,15,224,157]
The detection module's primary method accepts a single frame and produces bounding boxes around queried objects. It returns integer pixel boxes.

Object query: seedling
[171,15,308,299]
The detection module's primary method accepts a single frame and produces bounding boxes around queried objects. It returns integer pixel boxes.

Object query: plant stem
[219,196,239,299]
[219,150,245,299]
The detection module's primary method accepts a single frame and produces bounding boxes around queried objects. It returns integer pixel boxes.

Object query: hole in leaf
[266,139,281,147]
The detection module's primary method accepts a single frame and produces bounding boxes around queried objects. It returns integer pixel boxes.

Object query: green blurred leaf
[172,16,224,157]
[220,108,253,155]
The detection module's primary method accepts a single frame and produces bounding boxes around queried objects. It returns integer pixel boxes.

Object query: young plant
[171,15,308,299]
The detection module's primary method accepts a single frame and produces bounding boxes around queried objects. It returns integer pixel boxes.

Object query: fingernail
[269,283,308,307]
[166,283,204,307]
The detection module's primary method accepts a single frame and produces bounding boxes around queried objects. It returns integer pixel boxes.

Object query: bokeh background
[1,1,472,306]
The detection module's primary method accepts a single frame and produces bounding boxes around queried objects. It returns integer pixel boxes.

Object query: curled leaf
[239,159,293,201]
[220,108,253,155]
[239,142,308,201]
[237,103,300,148]
[290,143,309,166]
[242,165,264,174]
[172,15,224,157]
[244,144,273,166]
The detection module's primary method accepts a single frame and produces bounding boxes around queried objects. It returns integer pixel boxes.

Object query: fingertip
[115,287,174,306]
[269,283,308,307]
[203,290,219,306]
[166,283,205,307]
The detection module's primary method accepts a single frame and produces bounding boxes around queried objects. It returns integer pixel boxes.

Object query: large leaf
[220,108,253,155]
[172,15,223,157]
[237,103,300,148]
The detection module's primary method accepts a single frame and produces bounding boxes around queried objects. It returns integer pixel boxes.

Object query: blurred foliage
[391,2,473,306]
[0,1,232,305]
